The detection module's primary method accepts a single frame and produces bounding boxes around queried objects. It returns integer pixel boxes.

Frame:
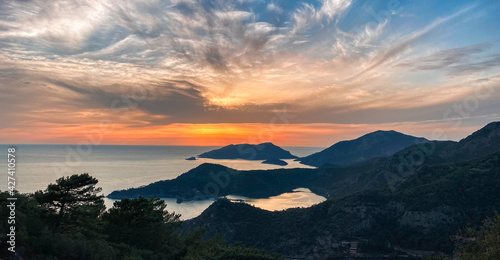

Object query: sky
[1,0,500,147]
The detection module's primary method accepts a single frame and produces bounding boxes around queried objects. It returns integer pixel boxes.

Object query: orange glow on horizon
[0,121,481,147]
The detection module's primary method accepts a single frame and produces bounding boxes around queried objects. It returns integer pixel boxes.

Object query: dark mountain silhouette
[184,151,500,258]
[298,130,428,167]
[198,142,297,160]
[315,122,500,200]
[451,121,500,160]
[109,122,500,204]
[106,121,500,258]
[107,163,317,200]
[180,122,500,258]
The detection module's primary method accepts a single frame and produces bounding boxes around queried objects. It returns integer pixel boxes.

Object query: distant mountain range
[195,131,429,168]
[109,122,500,202]
[197,142,298,160]
[184,151,500,257]
[298,130,428,167]
[109,122,500,258]
[182,122,500,258]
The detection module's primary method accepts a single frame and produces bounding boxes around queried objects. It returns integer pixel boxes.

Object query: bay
[0,144,325,219]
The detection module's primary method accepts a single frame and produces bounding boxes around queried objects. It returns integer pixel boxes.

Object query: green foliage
[32,229,117,260]
[34,173,105,232]
[103,197,183,256]
[183,153,500,257]
[456,213,500,260]
[0,174,283,260]
[180,231,282,260]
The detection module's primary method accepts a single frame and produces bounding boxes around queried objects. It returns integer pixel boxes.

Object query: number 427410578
[7,148,16,196]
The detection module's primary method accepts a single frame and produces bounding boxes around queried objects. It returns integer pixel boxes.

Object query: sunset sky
[1,0,500,146]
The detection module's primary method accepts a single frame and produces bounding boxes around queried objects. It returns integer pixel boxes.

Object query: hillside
[107,163,319,200]
[451,121,500,161]
[184,151,500,258]
[198,142,298,160]
[298,130,428,167]
[318,122,500,199]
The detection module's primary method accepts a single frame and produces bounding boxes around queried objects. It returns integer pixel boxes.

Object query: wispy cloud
[0,0,499,145]
[397,42,500,75]
[349,5,476,80]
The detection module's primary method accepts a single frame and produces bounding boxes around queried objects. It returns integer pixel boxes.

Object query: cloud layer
[1,0,500,145]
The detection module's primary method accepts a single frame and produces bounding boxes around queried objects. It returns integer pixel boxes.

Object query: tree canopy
[1,173,283,260]
[34,173,104,232]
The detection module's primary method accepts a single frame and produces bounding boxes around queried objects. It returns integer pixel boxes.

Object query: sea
[0,145,326,219]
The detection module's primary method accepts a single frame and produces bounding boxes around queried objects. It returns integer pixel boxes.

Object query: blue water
[0,144,325,219]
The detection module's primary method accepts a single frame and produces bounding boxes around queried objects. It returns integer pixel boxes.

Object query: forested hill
[184,151,500,258]
[181,122,500,259]
[107,163,319,200]
[298,130,428,167]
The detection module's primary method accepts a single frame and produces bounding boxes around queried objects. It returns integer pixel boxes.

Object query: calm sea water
[0,145,325,219]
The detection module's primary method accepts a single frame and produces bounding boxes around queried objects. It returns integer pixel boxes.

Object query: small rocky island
[198,142,297,160]
[185,156,196,160]
[262,157,288,166]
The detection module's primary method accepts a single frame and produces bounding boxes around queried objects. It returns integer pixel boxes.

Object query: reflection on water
[226,188,326,211]
[104,188,326,220]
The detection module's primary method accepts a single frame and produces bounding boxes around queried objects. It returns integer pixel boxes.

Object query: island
[261,157,288,166]
[185,156,196,160]
[109,122,500,205]
[197,142,297,160]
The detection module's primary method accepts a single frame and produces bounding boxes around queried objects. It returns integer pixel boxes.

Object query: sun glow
[2,121,484,147]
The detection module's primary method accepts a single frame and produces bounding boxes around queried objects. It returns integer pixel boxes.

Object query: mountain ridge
[108,122,500,204]
[184,150,500,258]
[298,130,429,167]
